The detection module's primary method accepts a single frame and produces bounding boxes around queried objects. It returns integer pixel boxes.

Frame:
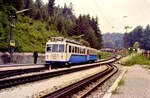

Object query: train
[45,37,98,65]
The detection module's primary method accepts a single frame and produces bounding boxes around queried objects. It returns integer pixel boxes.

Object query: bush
[121,53,150,66]
[98,52,114,59]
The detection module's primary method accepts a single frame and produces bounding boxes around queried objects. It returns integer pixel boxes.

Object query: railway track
[77,64,118,98]
[0,55,120,79]
[0,66,47,79]
[0,56,121,90]
[40,64,117,98]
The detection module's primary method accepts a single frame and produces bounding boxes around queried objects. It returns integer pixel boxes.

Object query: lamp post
[9,9,29,63]
[123,16,132,33]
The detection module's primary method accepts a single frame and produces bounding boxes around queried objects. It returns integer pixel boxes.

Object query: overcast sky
[43,0,150,33]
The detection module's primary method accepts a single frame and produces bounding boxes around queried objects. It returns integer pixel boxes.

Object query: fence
[142,50,150,58]
[0,52,45,64]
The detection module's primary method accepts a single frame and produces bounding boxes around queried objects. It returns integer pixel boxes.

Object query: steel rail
[40,65,114,98]
[0,56,121,90]
[0,67,47,79]
[77,64,118,98]
[0,55,118,79]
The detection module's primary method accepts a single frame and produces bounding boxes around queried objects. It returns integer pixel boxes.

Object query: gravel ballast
[86,64,122,98]
[0,65,107,98]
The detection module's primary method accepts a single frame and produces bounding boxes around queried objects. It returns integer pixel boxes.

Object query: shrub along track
[0,55,121,90]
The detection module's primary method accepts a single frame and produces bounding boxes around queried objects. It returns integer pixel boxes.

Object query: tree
[124,25,150,50]
[3,0,24,10]
[0,1,103,52]
[133,42,139,48]
[124,33,130,48]
[24,0,30,15]
[48,0,55,16]
[34,10,41,20]
[35,0,43,9]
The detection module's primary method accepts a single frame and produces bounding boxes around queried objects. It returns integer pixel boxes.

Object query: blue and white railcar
[45,37,98,65]
[87,47,98,62]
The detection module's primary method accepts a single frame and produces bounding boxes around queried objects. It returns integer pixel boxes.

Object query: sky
[43,0,150,33]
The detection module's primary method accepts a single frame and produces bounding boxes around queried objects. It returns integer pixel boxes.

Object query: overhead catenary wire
[92,0,115,33]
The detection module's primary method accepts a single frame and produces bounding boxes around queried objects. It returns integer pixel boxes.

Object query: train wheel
[65,63,69,66]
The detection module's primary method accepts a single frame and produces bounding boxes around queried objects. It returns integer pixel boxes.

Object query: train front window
[59,44,64,52]
[47,44,52,52]
[52,44,58,52]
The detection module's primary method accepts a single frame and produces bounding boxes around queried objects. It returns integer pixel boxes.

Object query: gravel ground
[70,63,122,98]
[86,63,122,98]
[111,64,150,98]
[0,65,107,98]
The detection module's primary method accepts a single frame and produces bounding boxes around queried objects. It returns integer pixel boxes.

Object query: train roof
[47,37,84,46]
[47,37,98,51]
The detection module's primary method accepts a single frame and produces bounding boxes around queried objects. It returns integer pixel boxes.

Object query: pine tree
[24,0,30,16]
[35,0,43,9]
[48,0,55,16]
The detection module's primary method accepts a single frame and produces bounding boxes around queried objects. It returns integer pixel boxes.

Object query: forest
[103,33,124,48]
[0,0,103,52]
[124,25,150,50]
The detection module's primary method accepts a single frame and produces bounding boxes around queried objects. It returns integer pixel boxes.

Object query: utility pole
[9,15,15,62]
[123,16,132,33]
[124,26,130,32]
[9,9,29,63]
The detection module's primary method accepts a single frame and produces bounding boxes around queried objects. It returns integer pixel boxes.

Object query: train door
[65,44,68,61]
[87,49,89,61]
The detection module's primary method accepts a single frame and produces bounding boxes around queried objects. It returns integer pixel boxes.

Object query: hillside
[124,25,150,50]
[103,33,124,48]
[0,0,103,52]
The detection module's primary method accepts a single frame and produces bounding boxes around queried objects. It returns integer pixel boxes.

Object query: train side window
[87,50,89,54]
[79,48,81,54]
[69,46,71,53]
[47,44,52,52]
[75,47,77,53]
[83,49,84,54]
[59,44,64,52]
[52,44,58,52]
[82,49,84,54]
[72,46,74,53]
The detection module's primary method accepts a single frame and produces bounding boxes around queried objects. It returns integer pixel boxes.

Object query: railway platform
[0,64,45,72]
[109,65,150,98]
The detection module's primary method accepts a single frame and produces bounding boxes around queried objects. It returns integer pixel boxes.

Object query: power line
[92,0,114,32]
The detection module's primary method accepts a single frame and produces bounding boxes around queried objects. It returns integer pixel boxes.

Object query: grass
[112,88,118,94]
[118,79,124,86]
[98,52,114,59]
[144,66,150,70]
[112,79,125,94]
[120,53,150,66]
